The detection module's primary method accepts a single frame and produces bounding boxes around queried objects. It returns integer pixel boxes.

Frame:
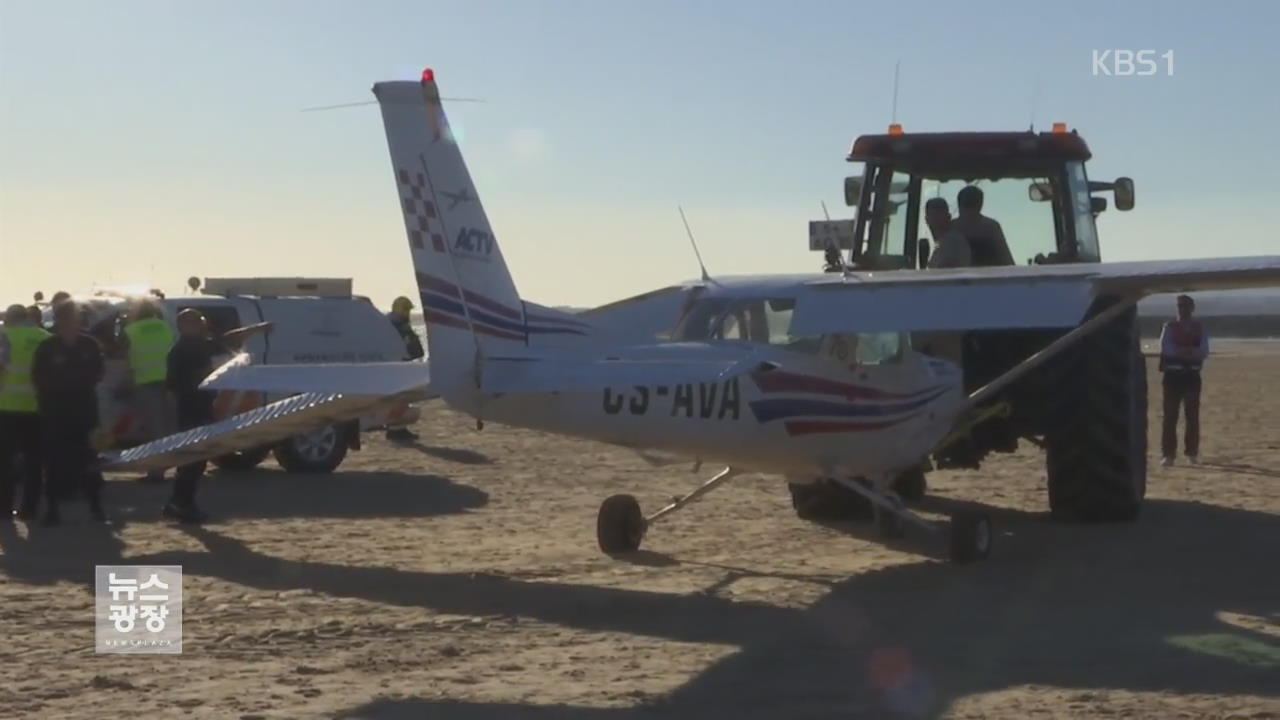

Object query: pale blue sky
[2,0,1278,308]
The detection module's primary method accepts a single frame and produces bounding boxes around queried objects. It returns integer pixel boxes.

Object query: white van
[66,277,422,473]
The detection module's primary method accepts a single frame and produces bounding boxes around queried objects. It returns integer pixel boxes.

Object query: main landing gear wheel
[949,511,992,564]
[597,494,646,554]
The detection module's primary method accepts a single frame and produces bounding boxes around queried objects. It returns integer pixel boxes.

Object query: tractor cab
[840,124,1133,270]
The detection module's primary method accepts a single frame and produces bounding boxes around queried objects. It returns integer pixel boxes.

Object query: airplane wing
[201,354,433,396]
[1088,255,1280,296]
[790,255,1280,336]
[100,389,428,472]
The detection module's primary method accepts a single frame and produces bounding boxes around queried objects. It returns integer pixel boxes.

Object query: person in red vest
[1158,295,1209,466]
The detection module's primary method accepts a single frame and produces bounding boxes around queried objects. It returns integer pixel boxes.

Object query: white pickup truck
[65,277,422,473]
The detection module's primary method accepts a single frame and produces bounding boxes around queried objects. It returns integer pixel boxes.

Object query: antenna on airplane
[678,205,712,283]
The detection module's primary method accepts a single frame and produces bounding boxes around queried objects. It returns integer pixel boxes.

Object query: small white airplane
[106,68,1280,564]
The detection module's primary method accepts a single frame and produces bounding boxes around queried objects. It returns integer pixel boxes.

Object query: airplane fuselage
[454,345,966,480]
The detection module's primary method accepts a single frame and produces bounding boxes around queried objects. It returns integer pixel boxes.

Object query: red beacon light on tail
[421,68,435,84]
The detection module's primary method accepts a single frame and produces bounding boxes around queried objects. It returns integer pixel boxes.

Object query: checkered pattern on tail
[395,168,445,253]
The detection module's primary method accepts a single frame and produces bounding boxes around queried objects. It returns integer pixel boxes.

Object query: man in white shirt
[924,197,971,269]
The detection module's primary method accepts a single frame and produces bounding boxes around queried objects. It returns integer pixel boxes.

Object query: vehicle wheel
[1045,300,1147,522]
[597,494,645,554]
[211,446,272,472]
[949,511,992,563]
[273,425,348,473]
[892,469,927,503]
[788,479,874,521]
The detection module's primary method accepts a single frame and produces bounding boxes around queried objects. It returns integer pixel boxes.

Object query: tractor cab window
[853,162,1086,268]
[918,178,1059,266]
[1066,161,1101,261]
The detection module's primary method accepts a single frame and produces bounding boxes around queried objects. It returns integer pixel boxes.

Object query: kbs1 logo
[1092,50,1174,76]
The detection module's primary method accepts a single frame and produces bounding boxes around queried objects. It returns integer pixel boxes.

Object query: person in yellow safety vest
[385,295,424,443]
[1158,294,1209,466]
[0,304,52,520]
[120,300,177,483]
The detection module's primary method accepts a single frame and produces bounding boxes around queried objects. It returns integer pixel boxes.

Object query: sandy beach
[1,351,1277,719]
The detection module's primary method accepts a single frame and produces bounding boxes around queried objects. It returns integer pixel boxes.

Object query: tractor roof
[847,129,1092,179]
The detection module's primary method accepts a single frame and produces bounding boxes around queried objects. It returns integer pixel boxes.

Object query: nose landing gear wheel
[949,511,992,563]
[597,494,647,554]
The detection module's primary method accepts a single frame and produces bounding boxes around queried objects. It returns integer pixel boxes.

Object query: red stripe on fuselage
[783,417,909,436]
[753,370,934,401]
[416,272,522,321]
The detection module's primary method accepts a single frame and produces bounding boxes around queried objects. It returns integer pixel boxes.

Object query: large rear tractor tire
[1045,301,1147,522]
[788,479,874,522]
[892,469,927,503]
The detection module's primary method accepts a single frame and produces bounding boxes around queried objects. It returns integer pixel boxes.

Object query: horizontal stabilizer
[100,389,428,472]
[201,355,432,396]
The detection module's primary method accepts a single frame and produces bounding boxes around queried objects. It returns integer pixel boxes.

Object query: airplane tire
[787,479,874,521]
[597,494,645,554]
[949,511,992,563]
[1044,301,1147,522]
[211,447,272,472]
[273,425,348,474]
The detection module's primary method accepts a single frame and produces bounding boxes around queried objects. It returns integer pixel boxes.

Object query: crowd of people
[0,296,270,526]
[1,290,428,527]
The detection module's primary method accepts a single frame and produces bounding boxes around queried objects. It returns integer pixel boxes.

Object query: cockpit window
[673,297,908,366]
[674,297,794,344]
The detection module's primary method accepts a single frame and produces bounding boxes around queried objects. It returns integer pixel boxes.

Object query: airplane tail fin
[372,69,526,397]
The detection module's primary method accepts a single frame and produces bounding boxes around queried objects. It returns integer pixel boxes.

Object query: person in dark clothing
[1158,294,1209,465]
[385,296,424,442]
[30,301,107,526]
[388,296,424,360]
[163,309,272,523]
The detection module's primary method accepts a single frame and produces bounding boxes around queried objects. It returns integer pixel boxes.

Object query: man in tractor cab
[924,197,972,269]
[952,185,1015,267]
